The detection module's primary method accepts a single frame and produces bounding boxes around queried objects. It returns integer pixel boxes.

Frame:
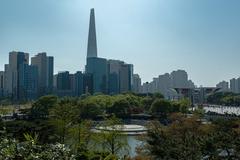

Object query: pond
[128,135,143,157]
[92,124,147,157]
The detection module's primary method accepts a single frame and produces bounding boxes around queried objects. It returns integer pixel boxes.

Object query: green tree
[150,99,172,117]
[80,100,103,119]
[153,92,164,99]
[95,116,129,157]
[144,117,205,160]
[30,95,58,119]
[50,98,80,144]
[107,98,131,117]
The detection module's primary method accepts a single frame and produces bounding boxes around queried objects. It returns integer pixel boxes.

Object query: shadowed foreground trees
[2,94,240,159]
[142,114,240,160]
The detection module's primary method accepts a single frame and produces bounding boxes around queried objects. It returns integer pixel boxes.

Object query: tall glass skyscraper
[87,8,98,58]
[86,57,108,94]
[18,64,38,100]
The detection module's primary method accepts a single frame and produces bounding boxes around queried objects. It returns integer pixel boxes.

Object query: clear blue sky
[0,0,240,87]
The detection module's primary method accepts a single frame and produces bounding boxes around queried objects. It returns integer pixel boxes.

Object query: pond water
[128,135,143,157]
[92,124,146,157]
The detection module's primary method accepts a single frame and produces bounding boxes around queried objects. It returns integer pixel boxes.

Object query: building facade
[86,57,108,94]
[4,52,29,100]
[0,71,4,98]
[31,53,54,96]
[18,64,38,100]
[133,74,141,93]
[230,78,240,93]
[216,81,229,92]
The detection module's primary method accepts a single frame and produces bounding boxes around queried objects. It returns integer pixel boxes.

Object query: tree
[153,92,164,99]
[144,117,205,160]
[178,98,191,114]
[107,98,131,117]
[150,99,172,117]
[80,100,103,119]
[30,95,58,119]
[50,98,80,144]
[94,116,129,157]
[69,120,93,151]
[141,96,153,112]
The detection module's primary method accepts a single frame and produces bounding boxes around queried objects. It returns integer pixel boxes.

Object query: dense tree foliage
[207,92,240,106]
[1,93,239,159]
[142,114,240,160]
[30,95,58,118]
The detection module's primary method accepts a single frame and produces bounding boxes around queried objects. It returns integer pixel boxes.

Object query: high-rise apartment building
[230,78,240,93]
[133,74,141,93]
[171,70,189,88]
[140,70,194,99]
[216,81,229,92]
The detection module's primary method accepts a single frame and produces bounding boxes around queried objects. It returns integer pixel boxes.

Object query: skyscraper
[119,64,133,93]
[73,71,84,96]
[5,51,29,100]
[31,53,54,96]
[108,60,124,94]
[0,71,4,98]
[86,57,108,94]
[18,64,38,100]
[133,74,141,93]
[87,8,98,58]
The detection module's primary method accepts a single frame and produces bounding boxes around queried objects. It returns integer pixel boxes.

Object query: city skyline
[1,0,240,86]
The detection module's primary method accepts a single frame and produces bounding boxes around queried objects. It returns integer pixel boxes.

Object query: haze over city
[1,0,240,86]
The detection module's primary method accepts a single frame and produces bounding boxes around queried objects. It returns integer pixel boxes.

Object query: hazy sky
[0,0,240,87]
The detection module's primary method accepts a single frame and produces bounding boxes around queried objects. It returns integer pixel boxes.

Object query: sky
[0,0,240,87]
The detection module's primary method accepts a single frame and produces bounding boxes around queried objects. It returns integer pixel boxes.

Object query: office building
[55,71,73,97]
[83,73,93,94]
[4,51,29,100]
[86,57,108,94]
[119,64,133,93]
[31,53,54,96]
[57,71,71,91]
[108,60,123,94]
[73,71,84,96]
[0,71,4,98]
[18,64,38,100]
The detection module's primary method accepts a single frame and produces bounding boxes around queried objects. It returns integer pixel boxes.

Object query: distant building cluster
[0,8,238,105]
[215,78,240,93]
[141,70,195,99]
[0,9,134,101]
[0,52,53,101]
